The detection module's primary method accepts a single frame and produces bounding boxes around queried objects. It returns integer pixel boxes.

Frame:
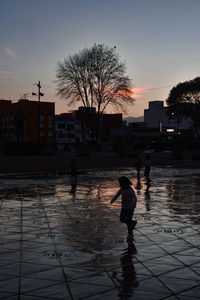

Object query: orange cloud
[115,88,134,98]
[113,86,149,99]
[132,87,148,98]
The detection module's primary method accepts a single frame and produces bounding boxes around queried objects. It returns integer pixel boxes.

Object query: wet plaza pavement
[0,167,200,299]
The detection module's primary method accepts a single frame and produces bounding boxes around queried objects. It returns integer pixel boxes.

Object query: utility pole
[32,81,44,144]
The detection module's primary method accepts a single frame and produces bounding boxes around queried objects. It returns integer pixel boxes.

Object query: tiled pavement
[0,168,200,299]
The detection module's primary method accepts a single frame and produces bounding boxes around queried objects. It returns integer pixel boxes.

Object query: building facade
[56,117,82,151]
[73,107,123,142]
[55,107,123,150]
[0,99,55,144]
[144,101,192,134]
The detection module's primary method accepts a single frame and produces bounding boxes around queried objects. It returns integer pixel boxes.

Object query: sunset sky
[0,0,200,117]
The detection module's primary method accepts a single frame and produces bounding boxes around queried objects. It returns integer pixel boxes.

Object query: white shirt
[111,186,137,209]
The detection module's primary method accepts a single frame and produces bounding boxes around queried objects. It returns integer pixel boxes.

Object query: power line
[3,81,176,102]
[42,83,57,90]
[141,84,174,91]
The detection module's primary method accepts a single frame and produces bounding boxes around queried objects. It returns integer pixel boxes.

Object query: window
[48,113,54,121]
[40,113,44,121]
[67,124,74,130]
[166,129,174,132]
[58,133,65,138]
[58,124,65,129]
[48,122,54,128]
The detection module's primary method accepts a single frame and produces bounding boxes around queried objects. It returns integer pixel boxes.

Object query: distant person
[144,154,151,182]
[136,177,142,195]
[135,156,143,178]
[110,176,137,243]
[69,158,78,195]
[145,183,151,211]
[70,177,77,196]
[69,158,77,177]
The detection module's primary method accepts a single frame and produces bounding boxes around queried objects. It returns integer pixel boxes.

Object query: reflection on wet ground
[0,167,200,299]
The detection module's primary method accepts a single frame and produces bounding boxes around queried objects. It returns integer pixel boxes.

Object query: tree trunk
[95,103,101,144]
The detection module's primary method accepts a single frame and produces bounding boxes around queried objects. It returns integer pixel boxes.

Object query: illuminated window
[166,129,174,132]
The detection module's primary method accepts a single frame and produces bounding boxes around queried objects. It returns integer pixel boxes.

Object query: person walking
[135,156,143,179]
[144,154,151,182]
[69,158,77,177]
[110,176,137,242]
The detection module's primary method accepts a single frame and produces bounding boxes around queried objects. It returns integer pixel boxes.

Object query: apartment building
[0,99,55,144]
[56,114,82,151]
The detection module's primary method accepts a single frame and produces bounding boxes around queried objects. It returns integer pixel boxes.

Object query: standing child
[110,176,137,242]
[135,156,143,179]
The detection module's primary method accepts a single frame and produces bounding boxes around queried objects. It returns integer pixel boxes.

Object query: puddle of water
[0,167,200,226]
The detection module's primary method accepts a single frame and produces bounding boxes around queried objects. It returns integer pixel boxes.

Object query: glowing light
[167,128,175,132]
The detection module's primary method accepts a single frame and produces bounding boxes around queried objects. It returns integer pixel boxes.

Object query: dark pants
[144,167,150,180]
[120,208,136,234]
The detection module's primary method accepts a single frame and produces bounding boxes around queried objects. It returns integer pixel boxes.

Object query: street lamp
[32,81,44,144]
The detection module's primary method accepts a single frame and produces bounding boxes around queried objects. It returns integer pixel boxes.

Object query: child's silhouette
[110,176,137,242]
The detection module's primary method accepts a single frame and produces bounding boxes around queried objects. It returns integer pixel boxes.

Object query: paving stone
[0,167,200,298]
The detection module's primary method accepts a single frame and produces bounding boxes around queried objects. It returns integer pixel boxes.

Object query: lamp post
[32,81,44,144]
